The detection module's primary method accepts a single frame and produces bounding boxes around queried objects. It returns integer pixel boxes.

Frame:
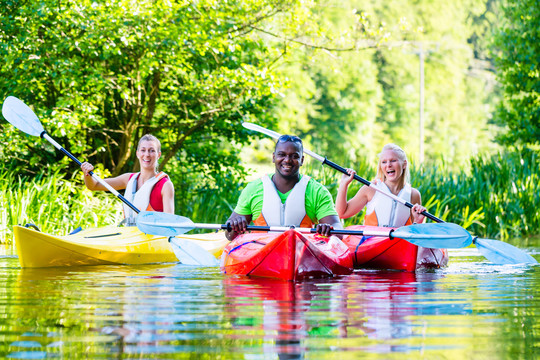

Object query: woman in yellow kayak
[81,134,175,225]
[336,143,426,226]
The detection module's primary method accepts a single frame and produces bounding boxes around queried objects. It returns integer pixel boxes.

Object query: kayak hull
[14,225,228,268]
[342,225,449,272]
[221,229,353,281]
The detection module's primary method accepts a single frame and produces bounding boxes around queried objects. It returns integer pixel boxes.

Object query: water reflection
[224,277,320,359]
[8,263,224,358]
[221,270,464,358]
[1,247,539,359]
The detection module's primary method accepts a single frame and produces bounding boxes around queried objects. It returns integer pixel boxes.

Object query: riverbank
[1,149,538,244]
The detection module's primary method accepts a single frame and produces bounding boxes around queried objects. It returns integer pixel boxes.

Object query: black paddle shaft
[321,157,444,223]
[40,131,140,213]
[223,224,392,237]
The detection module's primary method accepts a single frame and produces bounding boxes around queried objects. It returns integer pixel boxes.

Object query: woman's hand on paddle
[80,161,108,191]
[411,204,426,224]
[81,162,94,176]
[340,168,356,188]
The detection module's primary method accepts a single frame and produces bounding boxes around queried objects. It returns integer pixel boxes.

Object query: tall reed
[303,149,540,239]
[1,150,538,244]
[414,149,540,239]
[0,171,122,244]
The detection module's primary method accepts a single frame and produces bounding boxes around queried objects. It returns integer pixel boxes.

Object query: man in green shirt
[225,134,342,241]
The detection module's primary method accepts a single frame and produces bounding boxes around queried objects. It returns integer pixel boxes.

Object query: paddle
[242,122,537,265]
[166,237,219,267]
[136,211,473,248]
[1,96,218,267]
[2,96,139,213]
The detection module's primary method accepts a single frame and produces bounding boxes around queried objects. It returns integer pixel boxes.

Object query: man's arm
[224,180,260,241]
[225,212,253,241]
[317,214,343,238]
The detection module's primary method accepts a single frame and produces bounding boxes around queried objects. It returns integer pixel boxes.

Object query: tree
[0,0,296,180]
[492,0,540,148]
[270,0,499,167]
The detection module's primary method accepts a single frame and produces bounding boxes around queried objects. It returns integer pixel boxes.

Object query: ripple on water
[1,246,539,359]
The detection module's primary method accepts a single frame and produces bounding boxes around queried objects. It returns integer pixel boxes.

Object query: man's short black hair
[275,134,303,152]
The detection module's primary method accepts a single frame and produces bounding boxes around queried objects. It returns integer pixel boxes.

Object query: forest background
[0,0,538,243]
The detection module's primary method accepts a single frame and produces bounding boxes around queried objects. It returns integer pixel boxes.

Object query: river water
[0,242,538,359]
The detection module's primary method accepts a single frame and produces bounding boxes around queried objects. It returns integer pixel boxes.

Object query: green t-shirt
[233,175,338,223]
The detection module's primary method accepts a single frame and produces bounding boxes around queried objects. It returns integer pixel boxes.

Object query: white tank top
[365,182,412,227]
[260,174,310,226]
[123,172,167,226]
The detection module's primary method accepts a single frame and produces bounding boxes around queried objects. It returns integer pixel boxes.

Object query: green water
[0,243,538,359]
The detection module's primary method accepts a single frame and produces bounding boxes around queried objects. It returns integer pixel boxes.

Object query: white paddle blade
[136,211,195,237]
[242,122,326,163]
[474,238,537,265]
[242,122,281,140]
[392,223,473,248]
[2,96,45,136]
[169,237,219,266]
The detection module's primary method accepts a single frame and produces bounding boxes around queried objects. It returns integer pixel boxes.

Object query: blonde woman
[81,134,175,225]
[335,143,425,226]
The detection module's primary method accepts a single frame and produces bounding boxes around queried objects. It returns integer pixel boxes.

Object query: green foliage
[1,0,539,241]
[303,149,539,240]
[274,0,500,167]
[0,0,315,209]
[414,149,540,239]
[0,0,295,181]
[492,0,540,148]
[0,170,122,243]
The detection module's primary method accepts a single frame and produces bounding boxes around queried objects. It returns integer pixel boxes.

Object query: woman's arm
[410,188,426,224]
[161,181,175,214]
[336,185,372,219]
[81,162,130,191]
[336,169,360,218]
[336,168,378,219]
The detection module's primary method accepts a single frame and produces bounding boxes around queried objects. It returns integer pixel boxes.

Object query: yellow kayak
[14,225,228,268]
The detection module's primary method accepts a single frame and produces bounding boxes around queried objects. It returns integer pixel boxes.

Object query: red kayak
[342,225,449,271]
[220,229,353,281]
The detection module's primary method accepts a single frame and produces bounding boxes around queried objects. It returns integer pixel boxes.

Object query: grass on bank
[0,170,122,243]
[0,149,538,244]
[306,148,540,240]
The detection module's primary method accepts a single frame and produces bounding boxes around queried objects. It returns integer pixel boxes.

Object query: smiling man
[225,134,342,241]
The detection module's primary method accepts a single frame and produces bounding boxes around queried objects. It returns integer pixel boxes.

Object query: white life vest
[259,174,311,226]
[365,182,412,227]
[123,172,167,226]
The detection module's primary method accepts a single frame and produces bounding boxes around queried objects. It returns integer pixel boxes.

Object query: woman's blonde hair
[138,134,161,152]
[376,143,410,189]
[137,134,161,170]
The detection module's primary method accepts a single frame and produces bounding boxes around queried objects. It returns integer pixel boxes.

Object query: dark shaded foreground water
[0,243,539,359]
